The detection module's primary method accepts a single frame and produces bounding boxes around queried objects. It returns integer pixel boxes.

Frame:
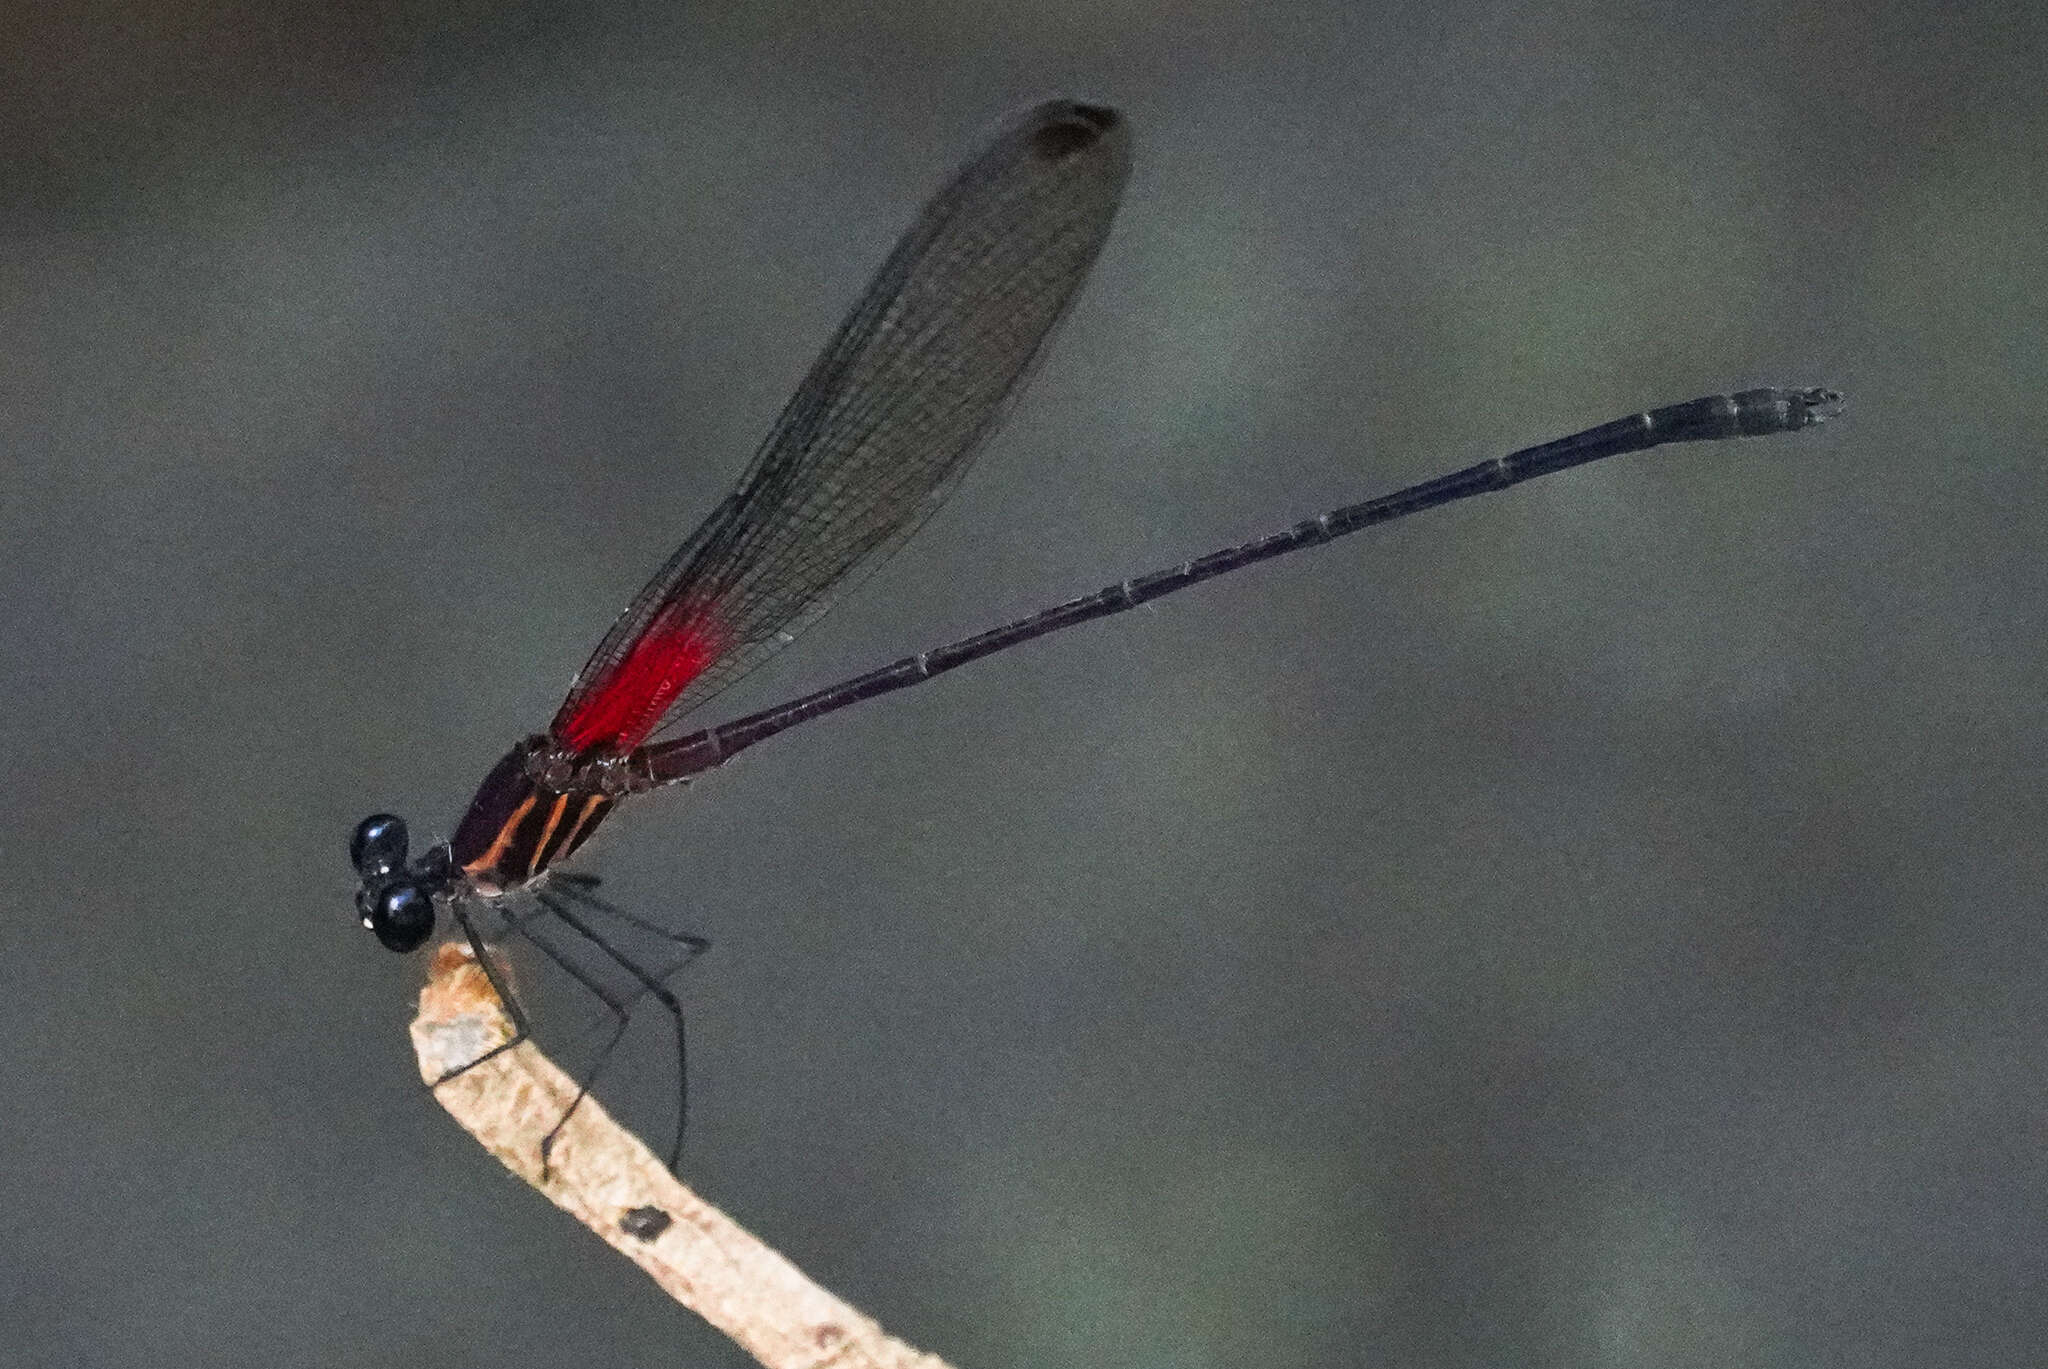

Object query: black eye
[351,814,409,879]
[364,881,436,953]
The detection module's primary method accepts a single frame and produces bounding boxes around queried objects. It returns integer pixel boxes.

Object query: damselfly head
[351,813,439,953]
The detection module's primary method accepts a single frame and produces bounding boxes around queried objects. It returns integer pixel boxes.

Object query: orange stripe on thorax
[460,792,537,880]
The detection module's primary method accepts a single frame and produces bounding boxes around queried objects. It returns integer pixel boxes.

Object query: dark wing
[549,99,1132,755]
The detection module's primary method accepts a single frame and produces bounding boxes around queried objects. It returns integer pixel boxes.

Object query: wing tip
[1025,99,1127,164]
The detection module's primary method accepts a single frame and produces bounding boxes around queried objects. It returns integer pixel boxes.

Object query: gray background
[4,1,2044,1365]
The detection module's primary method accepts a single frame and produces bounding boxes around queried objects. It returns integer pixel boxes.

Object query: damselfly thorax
[447,738,652,894]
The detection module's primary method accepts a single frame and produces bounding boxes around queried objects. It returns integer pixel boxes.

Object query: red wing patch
[553,606,725,754]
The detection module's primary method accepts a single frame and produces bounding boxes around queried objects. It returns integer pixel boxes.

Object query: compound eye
[365,881,436,953]
[351,814,410,880]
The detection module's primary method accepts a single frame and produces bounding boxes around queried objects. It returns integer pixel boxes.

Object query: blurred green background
[3,2,2044,1366]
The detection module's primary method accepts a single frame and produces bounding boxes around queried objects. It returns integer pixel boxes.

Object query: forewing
[550,99,1132,755]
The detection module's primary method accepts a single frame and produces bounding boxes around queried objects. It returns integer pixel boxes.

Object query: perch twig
[410,942,953,1369]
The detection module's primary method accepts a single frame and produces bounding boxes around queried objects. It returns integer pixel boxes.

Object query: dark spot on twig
[620,1205,673,1241]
